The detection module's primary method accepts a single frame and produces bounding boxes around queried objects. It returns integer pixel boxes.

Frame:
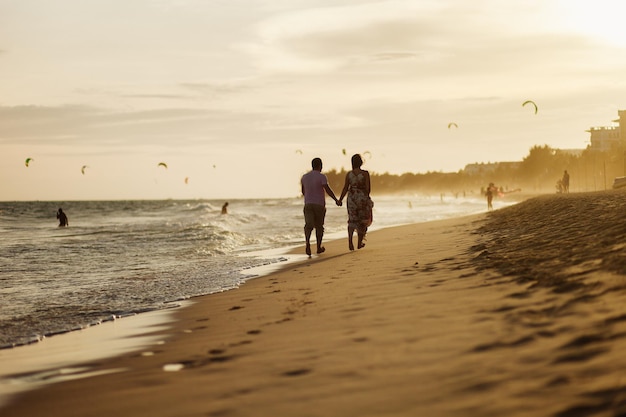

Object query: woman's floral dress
[347,170,373,234]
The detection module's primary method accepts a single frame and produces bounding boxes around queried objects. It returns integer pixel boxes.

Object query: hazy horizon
[3,0,626,200]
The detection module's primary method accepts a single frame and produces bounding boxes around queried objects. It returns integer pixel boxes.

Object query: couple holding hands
[301,154,373,256]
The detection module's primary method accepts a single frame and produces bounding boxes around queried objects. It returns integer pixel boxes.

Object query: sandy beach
[3,190,626,416]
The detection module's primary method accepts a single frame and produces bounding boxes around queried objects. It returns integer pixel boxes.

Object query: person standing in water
[301,157,341,256]
[56,208,68,227]
[485,183,497,210]
[338,154,372,251]
[221,202,229,214]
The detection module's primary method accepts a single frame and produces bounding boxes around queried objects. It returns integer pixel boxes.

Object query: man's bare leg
[316,229,325,254]
[304,228,312,256]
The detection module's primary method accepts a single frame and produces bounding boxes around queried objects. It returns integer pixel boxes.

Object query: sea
[0,194,511,350]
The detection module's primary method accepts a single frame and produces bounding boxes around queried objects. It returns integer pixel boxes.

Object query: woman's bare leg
[357,227,366,249]
[348,226,355,251]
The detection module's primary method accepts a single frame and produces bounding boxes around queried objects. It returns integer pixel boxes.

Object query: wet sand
[0,307,179,408]
[3,190,626,416]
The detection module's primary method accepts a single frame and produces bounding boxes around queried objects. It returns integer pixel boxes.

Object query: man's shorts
[303,204,326,232]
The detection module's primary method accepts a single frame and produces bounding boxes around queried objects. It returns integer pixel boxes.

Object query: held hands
[335,198,343,207]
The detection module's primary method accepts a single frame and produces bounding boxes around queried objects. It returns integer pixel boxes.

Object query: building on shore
[587,110,625,151]
[463,161,520,175]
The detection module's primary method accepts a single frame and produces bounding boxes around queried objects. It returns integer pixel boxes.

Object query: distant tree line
[325,145,626,197]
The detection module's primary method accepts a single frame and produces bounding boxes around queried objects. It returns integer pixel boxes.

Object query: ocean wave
[185,202,217,212]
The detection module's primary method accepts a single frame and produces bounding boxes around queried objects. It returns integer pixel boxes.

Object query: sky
[3,0,626,200]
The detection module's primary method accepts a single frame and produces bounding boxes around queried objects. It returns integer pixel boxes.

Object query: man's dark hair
[311,157,322,170]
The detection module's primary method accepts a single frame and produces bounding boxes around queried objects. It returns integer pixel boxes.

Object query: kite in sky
[81,165,88,175]
[158,162,168,169]
[522,100,538,114]
[25,157,33,167]
[448,122,458,129]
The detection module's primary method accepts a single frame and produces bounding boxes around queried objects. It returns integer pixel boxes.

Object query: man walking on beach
[301,157,341,256]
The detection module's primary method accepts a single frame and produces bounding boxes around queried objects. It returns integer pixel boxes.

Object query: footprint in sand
[545,375,570,387]
[352,337,369,343]
[282,368,311,377]
[208,355,235,364]
[229,340,253,347]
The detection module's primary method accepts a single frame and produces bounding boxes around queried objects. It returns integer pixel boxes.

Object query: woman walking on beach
[339,154,373,251]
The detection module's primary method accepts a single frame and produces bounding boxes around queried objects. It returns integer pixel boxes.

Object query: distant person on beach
[562,170,570,193]
[221,202,229,214]
[338,154,373,251]
[485,183,496,211]
[56,208,68,227]
[301,157,341,256]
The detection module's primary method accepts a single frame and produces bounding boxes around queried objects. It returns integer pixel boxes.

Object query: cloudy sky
[3,0,626,200]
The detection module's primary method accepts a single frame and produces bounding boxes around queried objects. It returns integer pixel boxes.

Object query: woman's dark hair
[351,154,363,169]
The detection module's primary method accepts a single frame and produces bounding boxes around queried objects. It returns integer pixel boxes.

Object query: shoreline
[0,211,487,412]
[0,193,517,350]
[2,211,492,416]
[13,191,625,416]
[0,202,494,389]
[0,307,177,408]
